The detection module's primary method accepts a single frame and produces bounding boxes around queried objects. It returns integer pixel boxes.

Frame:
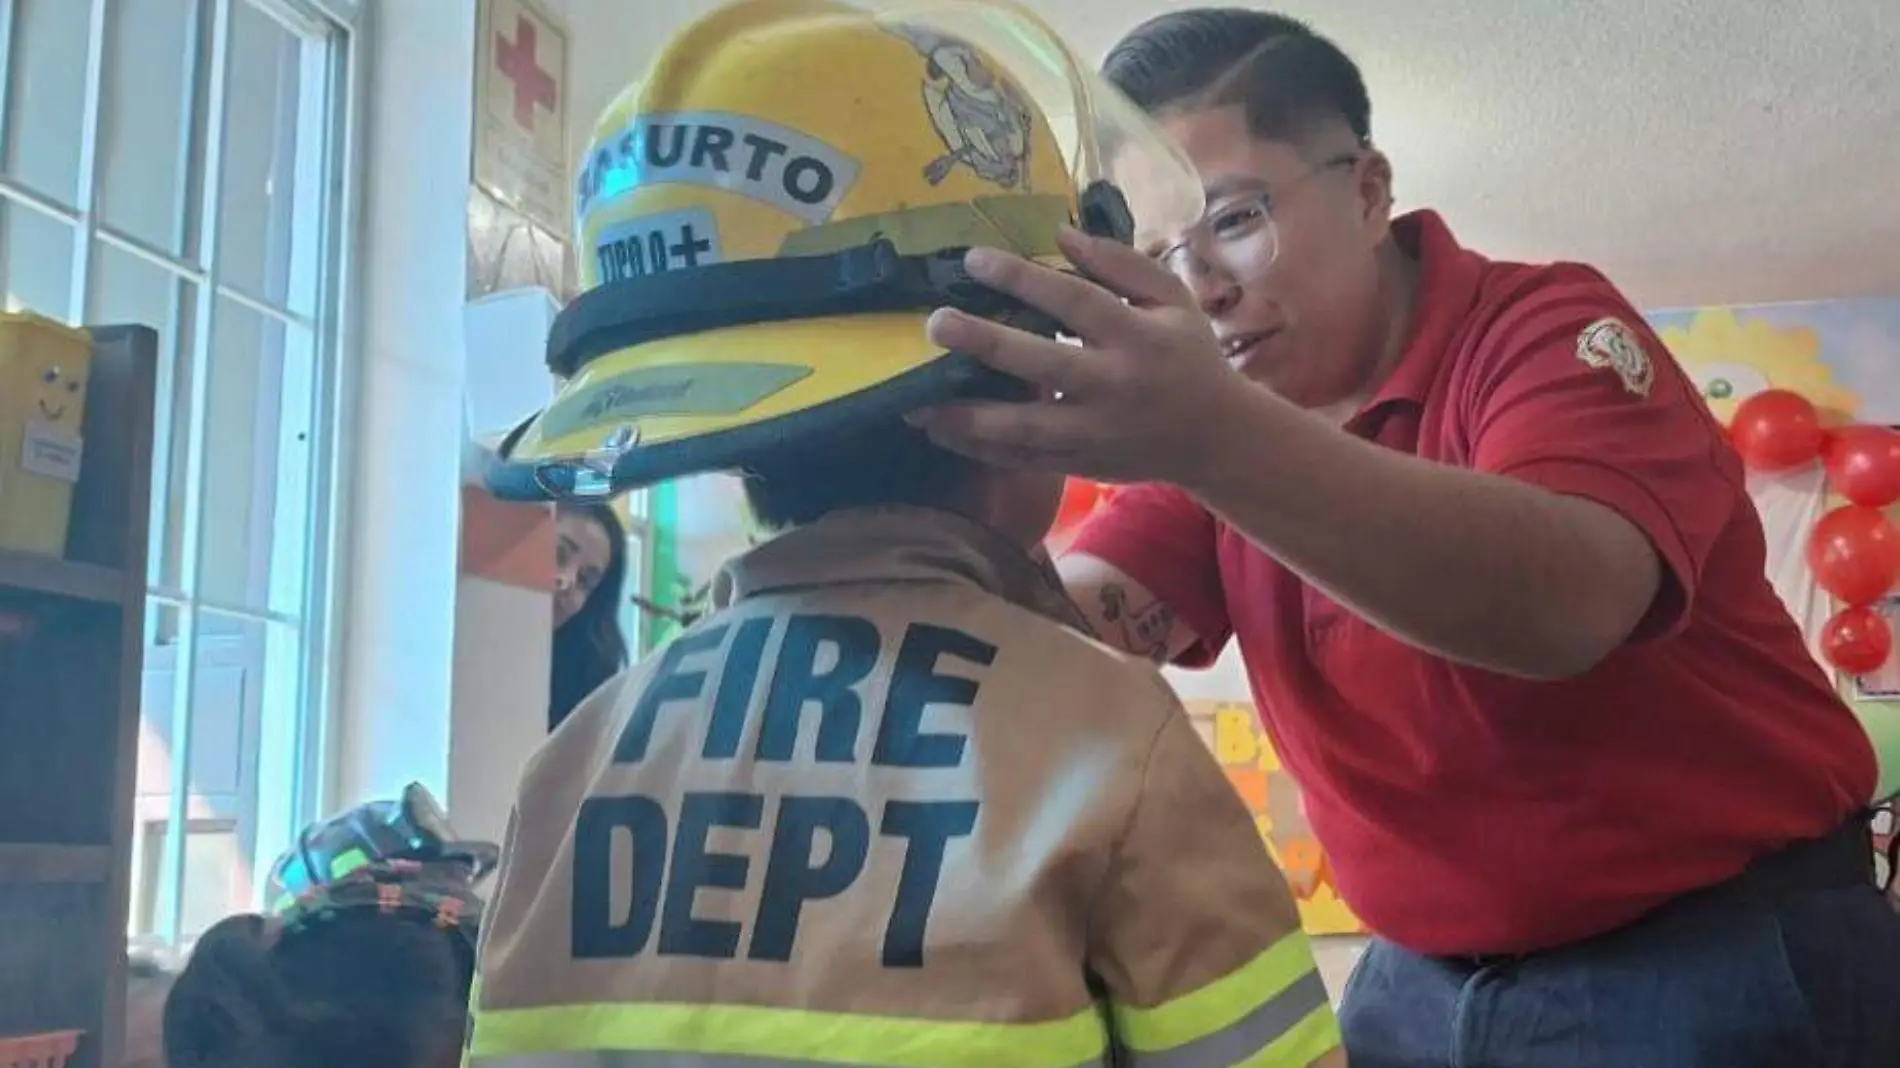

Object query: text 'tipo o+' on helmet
[483,0,1205,502]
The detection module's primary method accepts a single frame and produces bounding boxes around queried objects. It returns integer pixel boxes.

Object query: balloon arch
[1731,389,1900,675]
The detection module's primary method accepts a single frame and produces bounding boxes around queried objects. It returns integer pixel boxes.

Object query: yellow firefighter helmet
[485,0,1202,500]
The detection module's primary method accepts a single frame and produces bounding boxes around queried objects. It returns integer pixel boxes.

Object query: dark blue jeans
[1339,848,1900,1066]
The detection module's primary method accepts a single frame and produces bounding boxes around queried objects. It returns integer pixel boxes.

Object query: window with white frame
[0,0,352,943]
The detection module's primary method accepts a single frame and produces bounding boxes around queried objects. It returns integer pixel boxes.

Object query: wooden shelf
[0,324,157,1068]
[0,549,128,606]
[0,845,110,885]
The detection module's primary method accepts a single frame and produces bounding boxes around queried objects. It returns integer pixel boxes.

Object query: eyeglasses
[1155,153,1362,282]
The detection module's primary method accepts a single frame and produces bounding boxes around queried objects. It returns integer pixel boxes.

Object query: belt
[1725,809,1877,903]
[1450,812,1876,970]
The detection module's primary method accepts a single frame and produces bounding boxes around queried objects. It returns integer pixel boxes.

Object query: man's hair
[741,419,981,530]
[1102,8,1371,146]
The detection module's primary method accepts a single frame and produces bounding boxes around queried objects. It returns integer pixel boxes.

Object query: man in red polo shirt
[908,8,1900,1067]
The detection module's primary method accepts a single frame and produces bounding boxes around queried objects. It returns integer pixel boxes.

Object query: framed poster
[472,0,570,240]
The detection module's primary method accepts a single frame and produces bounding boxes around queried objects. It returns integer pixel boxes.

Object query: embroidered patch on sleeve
[1576,317,1655,398]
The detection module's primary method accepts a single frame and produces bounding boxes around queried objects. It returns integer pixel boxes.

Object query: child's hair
[162,908,475,1068]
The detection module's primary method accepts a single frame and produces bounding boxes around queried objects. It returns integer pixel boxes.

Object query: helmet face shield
[485,0,1204,502]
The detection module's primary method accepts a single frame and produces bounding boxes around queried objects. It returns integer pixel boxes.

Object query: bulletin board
[1184,699,1365,935]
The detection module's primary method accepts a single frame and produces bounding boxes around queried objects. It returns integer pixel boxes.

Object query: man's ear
[1357,148,1396,239]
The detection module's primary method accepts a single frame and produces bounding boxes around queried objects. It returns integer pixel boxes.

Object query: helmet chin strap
[542,237,1065,381]
[1077,181,1134,245]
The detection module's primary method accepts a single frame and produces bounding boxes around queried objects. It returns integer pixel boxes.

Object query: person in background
[550,501,629,730]
[161,785,494,1068]
[905,7,1900,1066]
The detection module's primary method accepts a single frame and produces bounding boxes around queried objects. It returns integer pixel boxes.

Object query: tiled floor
[1313,936,1368,1004]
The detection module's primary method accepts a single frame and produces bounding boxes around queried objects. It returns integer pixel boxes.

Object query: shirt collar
[1349,209,1491,422]
[716,506,1094,634]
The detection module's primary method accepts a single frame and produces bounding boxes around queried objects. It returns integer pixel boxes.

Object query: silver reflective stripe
[1127,970,1333,1068]
[472,1052,1108,1068]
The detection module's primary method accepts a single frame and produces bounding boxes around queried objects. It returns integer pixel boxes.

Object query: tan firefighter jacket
[466,507,1341,1068]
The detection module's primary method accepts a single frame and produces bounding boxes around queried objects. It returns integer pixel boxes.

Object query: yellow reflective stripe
[1237,1003,1342,1068]
[468,1000,1106,1068]
[471,1054,1104,1068]
[1117,932,1320,1052]
[1123,972,1332,1068]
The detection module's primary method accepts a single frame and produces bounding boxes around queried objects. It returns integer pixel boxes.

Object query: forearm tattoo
[1099,582,1177,663]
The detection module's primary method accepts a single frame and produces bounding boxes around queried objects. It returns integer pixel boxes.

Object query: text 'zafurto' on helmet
[483,0,1203,503]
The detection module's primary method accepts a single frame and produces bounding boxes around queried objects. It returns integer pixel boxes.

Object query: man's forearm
[1182,385,1660,679]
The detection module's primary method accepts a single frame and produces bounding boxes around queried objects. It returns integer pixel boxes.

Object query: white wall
[563,1,711,154]
[442,289,563,847]
[333,0,579,811]
[333,0,479,805]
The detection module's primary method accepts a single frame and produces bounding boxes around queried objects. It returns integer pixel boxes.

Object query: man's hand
[908,226,1257,487]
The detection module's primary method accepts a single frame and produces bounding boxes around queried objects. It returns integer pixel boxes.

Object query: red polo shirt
[1071,210,1875,956]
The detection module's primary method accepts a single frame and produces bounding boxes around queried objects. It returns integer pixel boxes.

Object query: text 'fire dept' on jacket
[465,508,1343,1068]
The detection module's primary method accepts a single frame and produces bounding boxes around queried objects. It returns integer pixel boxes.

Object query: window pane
[2,0,90,204]
[99,0,207,256]
[130,599,182,936]
[88,240,198,588]
[130,818,250,939]
[189,611,285,931]
[0,196,75,319]
[178,823,246,938]
[217,1,309,311]
[135,608,285,936]
[199,297,313,612]
[136,605,249,810]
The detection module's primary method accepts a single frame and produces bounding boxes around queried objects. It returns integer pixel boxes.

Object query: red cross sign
[495,14,557,131]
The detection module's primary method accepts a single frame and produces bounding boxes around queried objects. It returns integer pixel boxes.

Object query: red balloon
[1824,425,1900,508]
[1808,504,1900,606]
[1052,479,1107,537]
[1822,605,1892,674]
[1729,389,1823,471]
